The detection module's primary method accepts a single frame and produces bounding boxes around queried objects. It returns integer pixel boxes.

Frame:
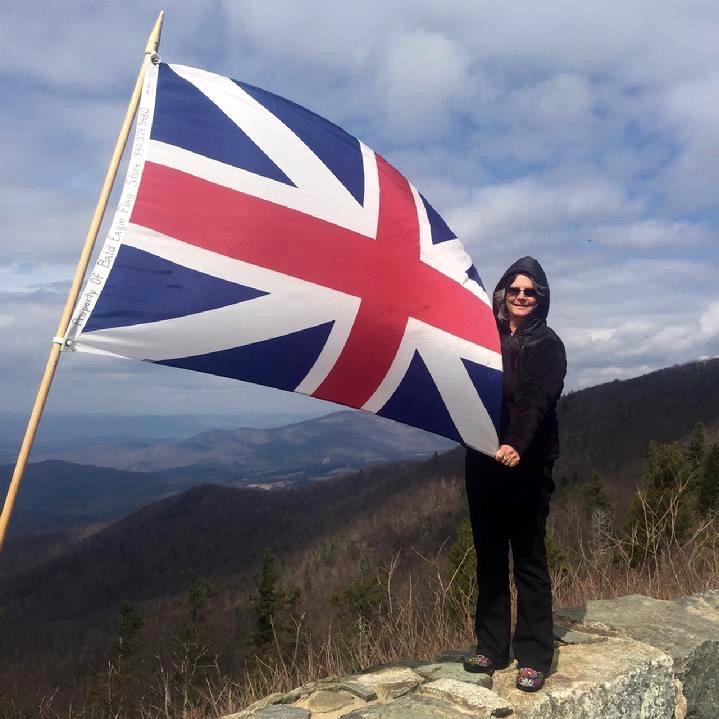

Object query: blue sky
[1,0,718,420]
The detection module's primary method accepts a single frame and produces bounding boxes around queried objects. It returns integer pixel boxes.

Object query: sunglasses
[506,286,538,298]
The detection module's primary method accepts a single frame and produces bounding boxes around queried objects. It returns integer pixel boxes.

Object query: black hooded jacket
[493,257,566,465]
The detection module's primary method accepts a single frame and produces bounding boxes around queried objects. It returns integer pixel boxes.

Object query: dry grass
[550,480,719,606]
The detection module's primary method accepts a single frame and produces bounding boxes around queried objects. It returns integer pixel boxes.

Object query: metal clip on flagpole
[0,12,165,551]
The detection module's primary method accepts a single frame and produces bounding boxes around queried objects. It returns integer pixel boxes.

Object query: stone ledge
[492,638,674,719]
[421,677,513,716]
[555,590,719,719]
[222,591,719,719]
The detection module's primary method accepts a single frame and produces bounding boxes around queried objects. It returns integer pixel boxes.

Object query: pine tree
[686,422,706,488]
[544,531,568,575]
[623,440,694,563]
[580,471,615,552]
[698,444,719,517]
[115,602,144,660]
[100,602,145,714]
[251,549,280,649]
[330,571,382,627]
[165,578,217,713]
[250,548,300,652]
[580,471,613,520]
[188,577,213,626]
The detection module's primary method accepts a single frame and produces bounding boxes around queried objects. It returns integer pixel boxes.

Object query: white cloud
[589,329,615,342]
[1,0,719,413]
[699,302,719,338]
[449,176,637,250]
[589,220,717,250]
[379,29,471,140]
[0,185,99,265]
[658,71,719,212]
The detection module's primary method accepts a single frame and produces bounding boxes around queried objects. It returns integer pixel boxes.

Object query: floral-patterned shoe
[516,667,546,691]
[463,654,499,674]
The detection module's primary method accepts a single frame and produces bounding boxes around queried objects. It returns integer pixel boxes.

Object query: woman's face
[505,273,538,325]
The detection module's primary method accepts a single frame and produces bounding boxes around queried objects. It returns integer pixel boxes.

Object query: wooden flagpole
[0,11,166,551]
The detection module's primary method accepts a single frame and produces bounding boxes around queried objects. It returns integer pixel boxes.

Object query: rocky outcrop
[222,590,719,719]
[556,590,719,719]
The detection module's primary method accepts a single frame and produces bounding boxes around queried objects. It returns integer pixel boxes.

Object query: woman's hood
[493,256,551,331]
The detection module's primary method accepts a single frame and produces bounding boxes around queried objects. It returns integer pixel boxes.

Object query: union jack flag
[67,62,502,454]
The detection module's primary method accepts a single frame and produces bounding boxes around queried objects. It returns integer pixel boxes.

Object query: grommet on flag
[52,336,74,351]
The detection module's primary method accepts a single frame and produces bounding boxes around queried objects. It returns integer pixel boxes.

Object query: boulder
[556,591,719,719]
[414,662,493,689]
[491,637,674,718]
[350,666,424,700]
[421,678,512,716]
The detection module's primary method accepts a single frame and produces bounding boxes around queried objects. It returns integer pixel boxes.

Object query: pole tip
[145,11,165,55]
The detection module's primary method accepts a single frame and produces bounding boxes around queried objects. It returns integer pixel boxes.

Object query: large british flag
[67,62,502,455]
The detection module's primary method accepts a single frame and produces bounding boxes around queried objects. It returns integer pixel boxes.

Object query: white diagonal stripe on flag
[168,64,379,237]
[415,324,500,451]
[409,182,490,304]
[76,226,362,366]
[363,317,500,450]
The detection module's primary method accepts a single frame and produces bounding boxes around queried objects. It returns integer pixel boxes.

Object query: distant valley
[1,410,454,537]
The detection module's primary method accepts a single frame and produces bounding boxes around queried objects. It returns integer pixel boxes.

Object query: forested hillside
[555,358,719,498]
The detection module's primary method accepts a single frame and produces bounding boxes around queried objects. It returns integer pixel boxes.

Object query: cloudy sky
[1,0,718,422]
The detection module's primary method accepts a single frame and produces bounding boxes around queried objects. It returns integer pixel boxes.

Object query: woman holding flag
[463,256,567,692]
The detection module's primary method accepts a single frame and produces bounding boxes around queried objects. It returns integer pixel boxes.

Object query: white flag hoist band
[52,336,72,349]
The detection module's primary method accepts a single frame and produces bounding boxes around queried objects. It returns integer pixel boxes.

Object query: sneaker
[463,654,499,675]
[516,667,545,692]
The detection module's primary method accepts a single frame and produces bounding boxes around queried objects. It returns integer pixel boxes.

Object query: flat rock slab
[343,693,481,718]
[491,637,674,719]
[553,626,606,645]
[253,707,311,719]
[422,678,512,716]
[556,593,719,663]
[556,591,719,719]
[354,666,424,700]
[241,693,286,714]
[414,662,493,689]
[341,680,378,702]
[304,688,356,713]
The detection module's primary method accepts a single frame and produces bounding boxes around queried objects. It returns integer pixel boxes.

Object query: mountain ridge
[30,409,455,473]
[1,411,455,538]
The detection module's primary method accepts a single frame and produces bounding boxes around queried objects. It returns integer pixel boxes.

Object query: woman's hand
[495,444,520,467]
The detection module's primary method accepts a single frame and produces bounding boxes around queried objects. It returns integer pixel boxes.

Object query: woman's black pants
[464,450,555,674]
